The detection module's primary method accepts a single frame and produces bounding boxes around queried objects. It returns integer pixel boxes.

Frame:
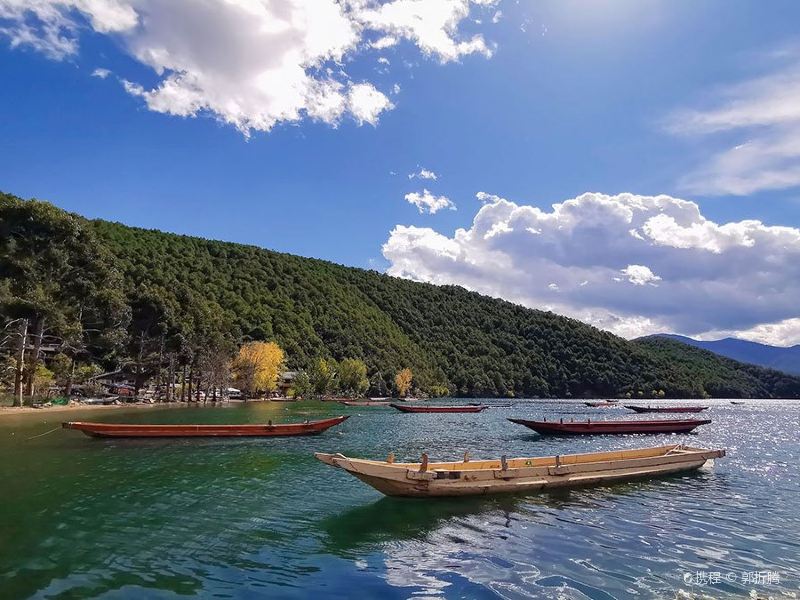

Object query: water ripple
[1,399,798,598]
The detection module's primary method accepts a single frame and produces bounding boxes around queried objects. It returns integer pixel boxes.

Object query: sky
[1,0,800,346]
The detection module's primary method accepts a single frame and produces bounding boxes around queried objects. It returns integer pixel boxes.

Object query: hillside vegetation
[3,192,800,399]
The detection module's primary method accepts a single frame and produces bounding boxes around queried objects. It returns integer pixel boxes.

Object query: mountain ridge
[646,334,800,376]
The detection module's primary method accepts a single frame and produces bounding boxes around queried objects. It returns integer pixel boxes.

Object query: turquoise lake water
[1,399,798,599]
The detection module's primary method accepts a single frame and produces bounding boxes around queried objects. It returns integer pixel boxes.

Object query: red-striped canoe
[624,405,709,414]
[62,416,349,438]
[390,403,488,413]
[508,417,711,435]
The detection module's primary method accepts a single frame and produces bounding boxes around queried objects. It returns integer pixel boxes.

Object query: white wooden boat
[315,444,725,497]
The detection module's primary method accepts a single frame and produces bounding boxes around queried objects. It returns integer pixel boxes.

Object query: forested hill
[3,193,800,399]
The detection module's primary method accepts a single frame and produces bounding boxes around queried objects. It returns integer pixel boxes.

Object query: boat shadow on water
[319,469,719,557]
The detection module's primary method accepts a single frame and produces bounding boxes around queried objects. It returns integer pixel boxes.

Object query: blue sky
[2,0,800,344]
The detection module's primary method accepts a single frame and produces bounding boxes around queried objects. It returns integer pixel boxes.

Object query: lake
[1,399,798,599]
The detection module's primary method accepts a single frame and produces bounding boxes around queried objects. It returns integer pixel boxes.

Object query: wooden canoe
[340,400,391,407]
[508,417,711,435]
[625,405,709,414]
[62,416,349,438]
[389,403,488,413]
[584,401,620,408]
[315,444,725,498]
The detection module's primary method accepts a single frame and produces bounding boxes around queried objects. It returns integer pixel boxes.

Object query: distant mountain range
[649,334,800,376]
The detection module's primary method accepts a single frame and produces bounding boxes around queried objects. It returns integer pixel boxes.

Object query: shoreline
[0,402,190,416]
[0,398,289,417]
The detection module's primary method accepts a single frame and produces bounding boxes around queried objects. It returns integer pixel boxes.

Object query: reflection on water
[1,399,798,598]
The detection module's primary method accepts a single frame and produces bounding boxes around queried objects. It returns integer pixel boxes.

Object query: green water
[2,400,798,599]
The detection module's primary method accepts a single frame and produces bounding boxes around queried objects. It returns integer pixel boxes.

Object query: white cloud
[409,167,438,180]
[404,189,456,214]
[700,318,800,348]
[0,0,137,58]
[491,10,502,24]
[370,35,398,50]
[347,82,394,126]
[620,265,661,286]
[476,190,502,203]
[91,67,111,79]
[356,0,497,63]
[0,0,497,136]
[666,47,800,195]
[383,191,800,344]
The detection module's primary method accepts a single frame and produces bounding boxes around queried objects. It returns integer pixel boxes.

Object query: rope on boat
[26,426,61,440]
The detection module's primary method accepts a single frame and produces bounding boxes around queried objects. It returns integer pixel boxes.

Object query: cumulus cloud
[404,189,456,214]
[666,46,800,195]
[409,167,438,180]
[383,191,800,344]
[348,82,395,126]
[91,67,111,79]
[619,265,661,286]
[0,0,497,135]
[356,0,496,63]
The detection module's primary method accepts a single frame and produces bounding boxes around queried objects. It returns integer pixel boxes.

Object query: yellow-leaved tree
[233,342,285,398]
[395,368,413,398]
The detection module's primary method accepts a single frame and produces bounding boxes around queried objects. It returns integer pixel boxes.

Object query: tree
[309,358,337,395]
[395,368,413,397]
[31,364,54,396]
[368,371,389,397]
[232,341,284,397]
[198,342,234,401]
[291,371,311,398]
[0,194,128,404]
[50,353,72,387]
[337,358,369,396]
[125,287,172,395]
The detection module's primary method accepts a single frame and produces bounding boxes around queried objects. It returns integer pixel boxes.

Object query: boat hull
[389,403,488,413]
[340,401,390,407]
[315,445,725,498]
[62,416,349,438]
[624,405,708,413]
[508,417,711,435]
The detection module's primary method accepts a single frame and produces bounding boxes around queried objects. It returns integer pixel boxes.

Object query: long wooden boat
[315,444,725,497]
[584,401,619,408]
[625,405,708,414]
[340,400,391,407]
[390,403,488,413]
[62,416,349,438]
[508,417,711,435]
